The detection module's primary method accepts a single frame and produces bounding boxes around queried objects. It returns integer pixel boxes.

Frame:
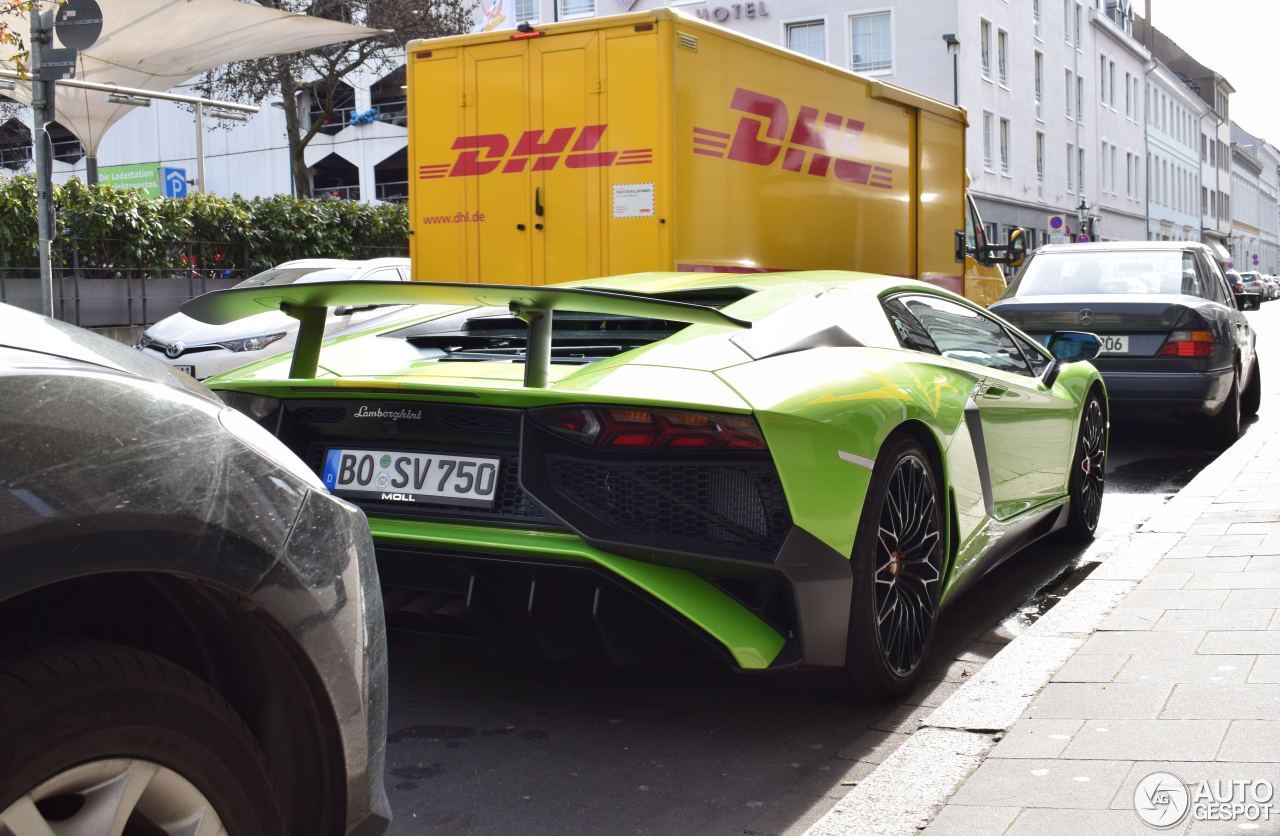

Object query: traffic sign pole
[31,6,55,319]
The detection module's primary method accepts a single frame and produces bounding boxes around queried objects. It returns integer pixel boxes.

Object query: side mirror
[1047,330,1103,362]
[1041,331,1102,388]
[1006,228,1027,268]
[978,227,1028,266]
[1235,293,1260,311]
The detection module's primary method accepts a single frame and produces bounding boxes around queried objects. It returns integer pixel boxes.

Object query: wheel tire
[1207,370,1242,450]
[820,435,945,700]
[0,641,286,836]
[1242,360,1262,418]
[1061,393,1107,542]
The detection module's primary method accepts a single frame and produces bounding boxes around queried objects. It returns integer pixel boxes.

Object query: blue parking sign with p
[162,167,187,198]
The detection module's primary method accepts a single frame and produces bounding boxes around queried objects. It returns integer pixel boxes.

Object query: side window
[1202,256,1236,308]
[398,267,413,282]
[883,297,940,354]
[900,295,1032,376]
[965,196,986,254]
[1011,331,1051,375]
[362,268,400,282]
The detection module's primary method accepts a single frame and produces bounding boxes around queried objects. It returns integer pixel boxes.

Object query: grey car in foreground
[993,241,1260,448]
[0,304,389,835]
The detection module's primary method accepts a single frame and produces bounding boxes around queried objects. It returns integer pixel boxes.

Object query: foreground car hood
[146,311,296,346]
[0,303,222,403]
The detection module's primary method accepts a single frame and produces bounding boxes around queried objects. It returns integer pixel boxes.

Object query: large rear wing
[180,280,751,385]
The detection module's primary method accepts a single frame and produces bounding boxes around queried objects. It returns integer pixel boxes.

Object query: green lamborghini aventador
[188,271,1108,698]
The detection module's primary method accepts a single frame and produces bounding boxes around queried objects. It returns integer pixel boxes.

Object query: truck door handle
[516,224,525,231]
[534,187,544,217]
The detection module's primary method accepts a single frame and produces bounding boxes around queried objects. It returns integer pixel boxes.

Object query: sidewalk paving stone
[1078,630,1206,657]
[1198,630,1280,654]
[1161,684,1280,719]
[945,758,1132,808]
[1051,653,1129,683]
[1004,808,1162,835]
[1115,653,1255,684]
[1057,719,1229,761]
[989,719,1084,759]
[1153,608,1275,631]
[923,805,1021,835]
[1248,655,1280,682]
[1216,720,1280,762]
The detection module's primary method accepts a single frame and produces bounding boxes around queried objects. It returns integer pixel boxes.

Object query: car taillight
[1157,329,1215,358]
[532,406,767,451]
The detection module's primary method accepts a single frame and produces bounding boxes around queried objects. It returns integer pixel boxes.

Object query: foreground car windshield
[233,266,358,289]
[1016,250,1201,296]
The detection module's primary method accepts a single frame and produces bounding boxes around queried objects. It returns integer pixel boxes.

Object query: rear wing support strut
[282,302,327,379]
[511,303,553,389]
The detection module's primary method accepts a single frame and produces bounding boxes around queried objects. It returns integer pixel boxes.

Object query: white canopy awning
[0,0,381,156]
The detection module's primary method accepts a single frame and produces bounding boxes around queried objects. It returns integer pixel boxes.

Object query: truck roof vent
[677,32,698,51]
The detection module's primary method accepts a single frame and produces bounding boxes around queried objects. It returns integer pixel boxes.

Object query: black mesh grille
[546,456,791,558]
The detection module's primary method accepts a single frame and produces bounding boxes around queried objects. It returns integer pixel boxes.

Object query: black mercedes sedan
[0,303,390,835]
[993,241,1260,448]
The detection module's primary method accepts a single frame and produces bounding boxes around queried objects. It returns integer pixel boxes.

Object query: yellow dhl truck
[405,9,1023,305]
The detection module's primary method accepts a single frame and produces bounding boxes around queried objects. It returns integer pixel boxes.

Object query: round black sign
[55,0,103,51]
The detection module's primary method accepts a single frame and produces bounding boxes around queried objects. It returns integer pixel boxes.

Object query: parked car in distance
[0,303,389,836]
[193,271,1108,700]
[1256,274,1279,300]
[1239,271,1269,301]
[137,257,411,379]
[993,241,1259,448]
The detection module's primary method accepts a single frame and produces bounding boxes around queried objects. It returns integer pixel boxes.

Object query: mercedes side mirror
[1235,292,1260,311]
[1042,331,1102,388]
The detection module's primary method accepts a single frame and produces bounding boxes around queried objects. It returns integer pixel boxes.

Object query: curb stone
[803,417,1275,836]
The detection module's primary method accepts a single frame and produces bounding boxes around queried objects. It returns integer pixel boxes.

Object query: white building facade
[1144,58,1205,242]
[1229,122,1280,275]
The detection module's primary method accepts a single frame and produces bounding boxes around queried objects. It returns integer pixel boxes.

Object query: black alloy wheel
[1063,394,1106,541]
[822,435,944,699]
[1242,360,1262,418]
[872,453,944,677]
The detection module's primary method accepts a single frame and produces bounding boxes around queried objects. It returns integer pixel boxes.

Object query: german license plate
[322,448,500,508]
[1099,335,1129,354]
[175,365,196,377]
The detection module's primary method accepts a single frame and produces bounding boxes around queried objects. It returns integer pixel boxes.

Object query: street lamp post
[1076,198,1090,241]
[942,34,960,106]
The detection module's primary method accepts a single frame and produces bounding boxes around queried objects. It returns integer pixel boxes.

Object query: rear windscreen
[1016,250,1201,296]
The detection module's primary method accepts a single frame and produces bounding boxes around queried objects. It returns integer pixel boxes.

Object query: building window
[999,117,1011,173]
[1065,70,1073,118]
[1034,52,1044,119]
[786,20,826,61]
[1077,147,1085,195]
[1076,75,1084,123]
[1109,61,1116,110]
[1202,186,1208,215]
[1063,0,1071,42]
[1100,141,1108,192]
[515,0,538,23]
[980,20,991,78]
[850,11,892,74]
[997,29,1008,84]
[558,0,593,19]
[983,111,994,170]
[1110,144,1117,195]
[1033,0,1042,39]
[1126,152,1134,198]
[1074,1,1082,45]
[1036,131,1045,197]
[1067,142,1074,192]
[1099,55,1107,104]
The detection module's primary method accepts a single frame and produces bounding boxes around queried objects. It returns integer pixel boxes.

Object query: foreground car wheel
[823,435,944,700]
[1242,361,1262,418]
[1207,369,1242,450]
[1062,394,1106,541]
[0,642,285,836]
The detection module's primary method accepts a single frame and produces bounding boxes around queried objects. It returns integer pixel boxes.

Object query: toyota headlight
[217,332,287,353]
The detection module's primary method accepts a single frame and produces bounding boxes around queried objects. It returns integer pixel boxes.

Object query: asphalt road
[383,302,1277,836]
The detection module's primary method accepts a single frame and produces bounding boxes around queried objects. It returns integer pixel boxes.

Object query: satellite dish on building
[55,0,104,52]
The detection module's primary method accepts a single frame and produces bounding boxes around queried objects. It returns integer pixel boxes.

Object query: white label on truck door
[612,183,655,219]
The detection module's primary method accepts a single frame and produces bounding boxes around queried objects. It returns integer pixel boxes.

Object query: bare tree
[199,0,475,198]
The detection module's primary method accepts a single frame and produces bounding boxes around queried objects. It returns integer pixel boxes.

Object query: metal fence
[0,238,407,328]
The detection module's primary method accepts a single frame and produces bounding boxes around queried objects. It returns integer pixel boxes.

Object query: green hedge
[0,176,409,272]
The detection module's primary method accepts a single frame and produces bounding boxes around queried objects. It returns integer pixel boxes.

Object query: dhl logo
[694,87,894,190]
[419,126,652,179]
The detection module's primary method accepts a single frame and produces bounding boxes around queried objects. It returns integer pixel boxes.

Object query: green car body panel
[201,271,1107,671]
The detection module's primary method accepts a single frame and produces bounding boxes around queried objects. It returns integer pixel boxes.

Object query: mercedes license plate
[322,448,500,508]
[1099,335,1129,354]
